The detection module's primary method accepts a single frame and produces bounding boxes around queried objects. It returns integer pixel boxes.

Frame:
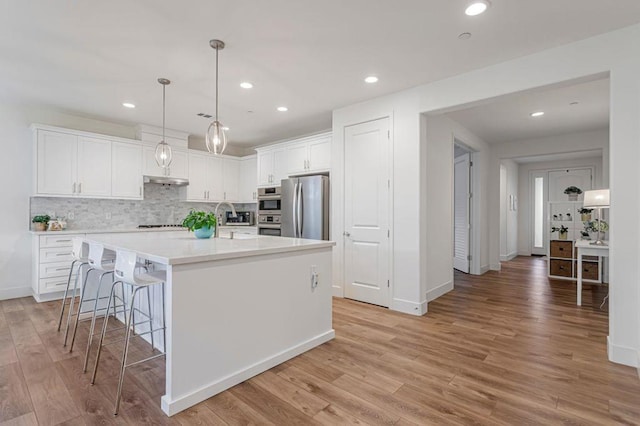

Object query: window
[534,176,544,248]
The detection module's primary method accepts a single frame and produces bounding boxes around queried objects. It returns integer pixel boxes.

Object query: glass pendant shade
[206,120,227,155]
[155,140,173,168]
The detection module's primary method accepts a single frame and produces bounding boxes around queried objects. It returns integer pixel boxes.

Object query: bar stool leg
[83,271,114,372]
[57,260,78,331]
[91,280,121,385]
[147,286,155,352]
[114,286,141,416]
[69,267,98,352]
[64,266,91,346]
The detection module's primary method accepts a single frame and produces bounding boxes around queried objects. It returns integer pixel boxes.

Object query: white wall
[332,24,640,367]
[517,155,605,256]
[500,159,519,261]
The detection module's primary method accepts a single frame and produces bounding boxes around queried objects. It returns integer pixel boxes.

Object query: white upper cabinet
[209,156,224,201]
[112,142,143,199]
[240,156,257,202]
[185,151,229,202]
[186,152,209,202]
[222,158,240,202]
[143,146,188,179]
[256,132,331,187]
[77,137,112,197]
[36,130,78,195]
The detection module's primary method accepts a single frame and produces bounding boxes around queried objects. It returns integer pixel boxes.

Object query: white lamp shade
[583,189,610,208]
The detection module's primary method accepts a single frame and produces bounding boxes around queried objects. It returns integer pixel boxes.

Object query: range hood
[143,175,189,186]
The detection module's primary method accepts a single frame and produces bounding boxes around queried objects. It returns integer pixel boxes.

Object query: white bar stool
[57,238,88,345]
[90,249,166,416]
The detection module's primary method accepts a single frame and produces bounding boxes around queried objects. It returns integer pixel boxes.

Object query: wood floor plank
[173,404,228,426]
[0,363,34,423]
[203,392,275,426]
[250,370,330,417]
[0,412,39,426]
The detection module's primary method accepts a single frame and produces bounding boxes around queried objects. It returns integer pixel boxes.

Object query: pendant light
[205,39,228,155]
[155,78,173,168]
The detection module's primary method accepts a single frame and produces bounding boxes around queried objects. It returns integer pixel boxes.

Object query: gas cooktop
[137,224,185,229]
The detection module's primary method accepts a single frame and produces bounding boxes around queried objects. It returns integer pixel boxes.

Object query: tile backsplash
[29,184,256,230]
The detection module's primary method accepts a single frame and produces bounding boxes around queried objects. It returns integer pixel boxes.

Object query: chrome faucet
[214,202,237,238]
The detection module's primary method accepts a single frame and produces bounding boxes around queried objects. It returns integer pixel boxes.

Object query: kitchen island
[82,231,335,416]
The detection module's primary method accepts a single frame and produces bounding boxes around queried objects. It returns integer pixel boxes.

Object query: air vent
[197,113,213,118]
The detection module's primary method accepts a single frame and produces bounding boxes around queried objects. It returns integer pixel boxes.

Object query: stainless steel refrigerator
[281,175,329,240]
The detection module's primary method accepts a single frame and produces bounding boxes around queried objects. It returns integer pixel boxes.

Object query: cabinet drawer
[40,234,77,248]
[40,246,75,264]
[550,259,572,277]
[39,276,69,294]
[574,261,599,281]
[550,241,573,259]
[39,261,72,279]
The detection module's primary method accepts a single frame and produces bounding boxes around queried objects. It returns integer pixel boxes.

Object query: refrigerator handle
[292,182,298,237]
[297,182,303,238]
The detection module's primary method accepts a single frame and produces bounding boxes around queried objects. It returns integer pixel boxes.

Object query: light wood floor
[2,256,639,425]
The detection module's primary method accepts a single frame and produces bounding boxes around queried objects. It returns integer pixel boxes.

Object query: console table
[575,240,609,306]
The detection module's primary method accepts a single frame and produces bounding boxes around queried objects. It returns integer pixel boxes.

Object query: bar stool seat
[91,249,166,416]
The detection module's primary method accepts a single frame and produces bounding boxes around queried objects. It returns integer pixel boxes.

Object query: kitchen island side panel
[160,247,334,416]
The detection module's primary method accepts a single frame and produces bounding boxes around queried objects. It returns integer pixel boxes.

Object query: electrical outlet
[67,211,74,220]
[105,212,112,220]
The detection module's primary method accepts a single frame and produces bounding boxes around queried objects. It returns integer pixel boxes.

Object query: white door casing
[344,118,391,307]
[454,153,470,273]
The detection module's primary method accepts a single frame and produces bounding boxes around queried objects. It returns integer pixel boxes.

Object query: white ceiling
[446,77,610,144]
[0,1,637,147]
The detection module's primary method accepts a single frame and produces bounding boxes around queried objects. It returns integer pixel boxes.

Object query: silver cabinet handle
[55,239,72,243]
[139,186,142,196]
[204,190,207,199]
[224,192,226,200]
[55,267,69,271]
[78,183,82,193]
[72,182,76,193]
[56,252,72,256]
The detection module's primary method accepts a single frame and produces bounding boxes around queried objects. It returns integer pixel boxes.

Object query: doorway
[453,141,472,273]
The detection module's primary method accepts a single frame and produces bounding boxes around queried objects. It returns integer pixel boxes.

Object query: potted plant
[32,214,51,232]
[585,220,609,234]
[578,207,593,222]
[564,186,583,201]
[182,210,217,239]
[551,225,569,240]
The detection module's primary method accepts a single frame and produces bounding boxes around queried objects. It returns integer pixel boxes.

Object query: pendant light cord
[215,46,219,122]
[162,83,166,143]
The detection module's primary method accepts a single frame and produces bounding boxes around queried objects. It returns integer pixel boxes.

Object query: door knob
[343,231,351,237]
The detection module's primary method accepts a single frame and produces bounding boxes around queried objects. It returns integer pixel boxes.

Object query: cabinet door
[168,149,188,179]
[36,130,77,195]
[222,158,240,202]
[240,156,257,202]
[207,156,224,200]
[257,151,273,186]
[272,148,288,185]
[287,143,308,174]
[186,153,209,201]
[308,137,331,171]
[143,145,166,177]
[112,142,142,199]
[77,137,112,197]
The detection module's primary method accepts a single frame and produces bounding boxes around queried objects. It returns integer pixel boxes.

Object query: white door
[548,169,592,202]
[111,142,142,199]
[187,153,209,201]
[308,137,331,171]
[344,118,390,307]
[240,156,257,202]
[36,130,78,195]
[77,137,112,197]
[222,158,240,202]
[257,151,273,186]
[453,154,470,273]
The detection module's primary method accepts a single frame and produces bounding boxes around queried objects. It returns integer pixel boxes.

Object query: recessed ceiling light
[364,76,379,84]
[465,0,490,16]
[122,102,136,109]
[277,106,288,112]
[458,32,472,40]
[530,111,545,117]
[240,82,253,89]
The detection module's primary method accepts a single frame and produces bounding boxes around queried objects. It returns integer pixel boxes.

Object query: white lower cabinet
[32,233,83,301]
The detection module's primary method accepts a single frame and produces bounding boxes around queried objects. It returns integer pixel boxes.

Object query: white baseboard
[490,263,502,271]
[426,280,453,302]
[607,336,639,367]
[161,330,335,416]
[480,264,490,274]
[499,252,518,262]
[517,250,531,256]
[0,286,32,301]
[391,298,427,316]
[331,285,343,298]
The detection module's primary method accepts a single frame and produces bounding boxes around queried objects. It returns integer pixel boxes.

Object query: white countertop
[83,232,335,265]
[30,225,256,235]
